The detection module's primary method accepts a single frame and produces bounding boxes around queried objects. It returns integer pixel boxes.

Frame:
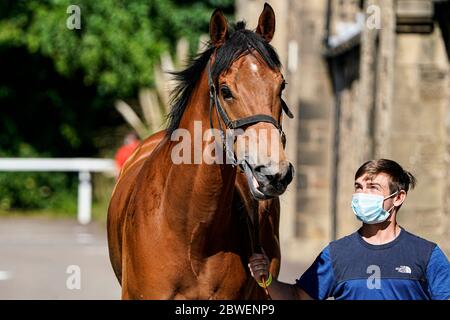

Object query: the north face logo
[395,266,412,274]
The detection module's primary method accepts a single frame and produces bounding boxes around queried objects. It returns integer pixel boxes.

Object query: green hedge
[0,144,77,213]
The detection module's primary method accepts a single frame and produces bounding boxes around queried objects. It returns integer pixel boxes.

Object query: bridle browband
[207,58,293,167]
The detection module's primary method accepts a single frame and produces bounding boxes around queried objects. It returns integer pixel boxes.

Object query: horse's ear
[256,3,276,43]
[209,9,229,47]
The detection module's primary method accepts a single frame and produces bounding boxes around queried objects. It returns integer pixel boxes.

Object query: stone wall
[286,0,335,261]
[334,0,450,255]
[391,26,450,252]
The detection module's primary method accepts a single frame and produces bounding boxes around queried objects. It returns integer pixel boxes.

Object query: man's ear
[209,9,229,47]
[394,190,407,207]
[256,3,276,43]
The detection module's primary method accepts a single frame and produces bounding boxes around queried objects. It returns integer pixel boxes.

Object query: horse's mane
[166,21,281,135]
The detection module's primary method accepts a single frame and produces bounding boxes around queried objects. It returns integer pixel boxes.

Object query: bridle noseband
[207,59,293,167]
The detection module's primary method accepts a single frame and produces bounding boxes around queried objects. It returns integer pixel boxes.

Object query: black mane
[166,21,281,135]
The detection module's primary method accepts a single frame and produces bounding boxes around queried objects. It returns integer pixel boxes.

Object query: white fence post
[78,171,92,225]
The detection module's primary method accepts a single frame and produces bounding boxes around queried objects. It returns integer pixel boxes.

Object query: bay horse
[107,3,294,299]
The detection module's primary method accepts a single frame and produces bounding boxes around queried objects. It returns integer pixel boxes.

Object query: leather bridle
[206,59,293,167]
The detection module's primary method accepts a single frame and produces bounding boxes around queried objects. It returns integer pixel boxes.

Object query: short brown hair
[355,159,417,193]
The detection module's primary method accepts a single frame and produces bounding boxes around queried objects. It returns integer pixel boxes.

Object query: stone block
[298,100,331,120]
[298,148,327,166]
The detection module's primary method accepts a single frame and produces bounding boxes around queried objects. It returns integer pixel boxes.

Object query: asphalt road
[0,216,121,299]
[0,216,307,299]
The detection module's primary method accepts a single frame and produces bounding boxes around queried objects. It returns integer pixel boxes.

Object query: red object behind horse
[114,133,140,171]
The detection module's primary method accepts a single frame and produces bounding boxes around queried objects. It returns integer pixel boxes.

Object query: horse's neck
[167,69,238,236]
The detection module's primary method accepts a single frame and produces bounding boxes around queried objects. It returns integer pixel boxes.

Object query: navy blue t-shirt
[295,228,450,300]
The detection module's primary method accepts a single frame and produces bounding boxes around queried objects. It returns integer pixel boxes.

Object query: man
[248,159,450,300]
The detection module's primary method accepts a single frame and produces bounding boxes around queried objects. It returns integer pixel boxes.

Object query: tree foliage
[0,0,234,97]
[0,0,234,211]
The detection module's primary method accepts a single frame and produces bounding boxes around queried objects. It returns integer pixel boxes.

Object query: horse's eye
[220,86,233,100]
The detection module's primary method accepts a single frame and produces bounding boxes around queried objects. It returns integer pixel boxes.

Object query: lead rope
[260,275,272,300]
[250,201,272,300]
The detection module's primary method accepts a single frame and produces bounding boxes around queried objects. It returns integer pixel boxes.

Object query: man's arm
[249,246,337,300]
[248,253,314,300]
[426,246,450,300]
[264,279,313,300]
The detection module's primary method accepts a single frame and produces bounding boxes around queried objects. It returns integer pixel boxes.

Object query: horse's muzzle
[242,161,294,200]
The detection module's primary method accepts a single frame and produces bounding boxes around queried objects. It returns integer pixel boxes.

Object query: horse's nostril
[281,163,294,185]
[253,165,275,181]
[253,165,265,174]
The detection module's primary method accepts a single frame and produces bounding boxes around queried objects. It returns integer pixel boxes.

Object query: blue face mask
[351,191,398,224]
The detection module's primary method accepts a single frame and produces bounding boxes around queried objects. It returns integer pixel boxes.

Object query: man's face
[354,173,396,211]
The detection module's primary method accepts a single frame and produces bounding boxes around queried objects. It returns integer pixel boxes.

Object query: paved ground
[0,216,307,299]
[0,216,121,299]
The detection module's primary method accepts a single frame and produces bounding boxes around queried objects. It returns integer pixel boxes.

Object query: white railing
[0,158,117,225]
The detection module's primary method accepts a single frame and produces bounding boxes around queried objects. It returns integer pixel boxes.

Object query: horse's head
[208,4,294,200]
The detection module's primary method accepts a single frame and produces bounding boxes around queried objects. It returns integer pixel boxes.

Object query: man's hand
[248,249,270,284]
[248,250,313,300]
